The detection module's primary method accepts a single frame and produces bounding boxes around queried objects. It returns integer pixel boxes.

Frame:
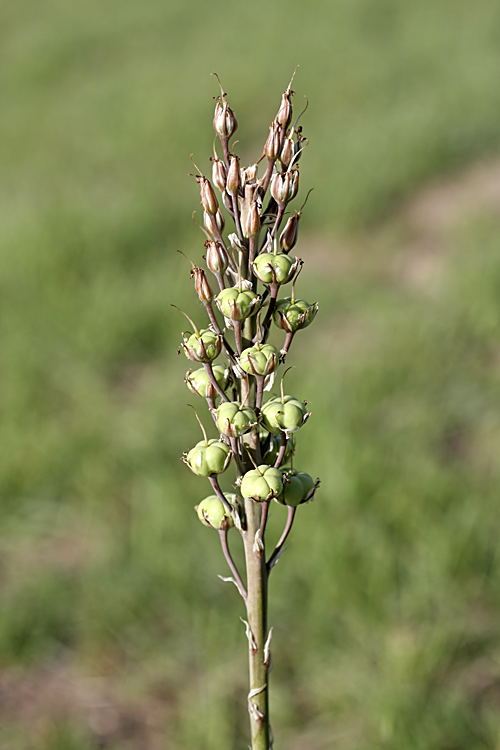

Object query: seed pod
[222,190,233,214]
[265,121,283,161]
[273,297,318,333]
[181,328,222,363]
[226,154,241,198]
[252,253,300,286]
[205,240,229,275]
[276,89,293,130]
[261,394,309,435]
[196,494,236,530]
[240,344,278,377]
[277,469,317,507]
[243,201,260,239]
[185,364,230,400]
[240,465,283,503]
[204,209,225,237]
[271,169,299,207]
[213,99,238,139]
[279,211,300,252]
[215,286,260,321]
[280,135,294,170]
[183,438,232,477]
[211,156,227,193]
[198,176,218,216]
[191,266,213,302]
[216,401,257,438]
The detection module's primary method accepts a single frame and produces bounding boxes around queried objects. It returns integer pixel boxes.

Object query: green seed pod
[185,365,230,400]
[277,469,317,507]
[261,394,309,435]
[181,328,222,363]
[216,401,257,438]
[215,286,260,321]
[273,297,318,333]
[196,494,238,530]
[240,465,283,503]
[184,439,232,477]
[259,429,293,466]
[252,252,299,285]
[240,344,278,377]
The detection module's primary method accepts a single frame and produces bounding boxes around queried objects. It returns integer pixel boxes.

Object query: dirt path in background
[307,156,500,290]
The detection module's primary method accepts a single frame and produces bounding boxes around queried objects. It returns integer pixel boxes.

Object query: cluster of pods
[177,72,320,548]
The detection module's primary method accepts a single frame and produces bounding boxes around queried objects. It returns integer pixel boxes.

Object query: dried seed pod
[271,169,299,207]
[226,154,241,197]
[243,200,260,239]
[204,208,225,237]
[211,155,227,193]
[191,266,213,302]
[280,135,294,170]
[279,211,300,252]
[197,176,219,215]
[276,89,293,130]
[205,240,229,275]
[265,121,283,161]
[213,99,238,139]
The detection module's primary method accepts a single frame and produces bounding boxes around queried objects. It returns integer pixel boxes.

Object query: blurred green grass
[1,0,500,747]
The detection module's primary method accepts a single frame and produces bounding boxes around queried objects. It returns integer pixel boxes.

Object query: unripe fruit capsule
[184,439,232,477]
[185,365,230,400]
[215,287,260,321]
[240,465,283,503]
[261,395,309,435]
[216,401,257,438]
[181,328,222,363]
[277,469,316,507]
[196,494,236,530]
[273,298,318,333]
[252,253,299,286]
[240,344,278,377]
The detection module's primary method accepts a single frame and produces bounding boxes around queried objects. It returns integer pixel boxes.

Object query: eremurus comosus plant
[176,71,320,750]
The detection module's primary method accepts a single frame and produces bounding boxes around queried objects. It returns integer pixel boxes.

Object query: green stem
[243,499,271,750]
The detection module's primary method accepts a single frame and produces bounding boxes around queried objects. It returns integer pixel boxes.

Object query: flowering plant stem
[179,71,320,749]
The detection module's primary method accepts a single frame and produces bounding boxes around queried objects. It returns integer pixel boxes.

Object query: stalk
[243,499,270,749]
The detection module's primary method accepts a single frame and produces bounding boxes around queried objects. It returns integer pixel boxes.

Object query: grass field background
[1,0,500,747]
